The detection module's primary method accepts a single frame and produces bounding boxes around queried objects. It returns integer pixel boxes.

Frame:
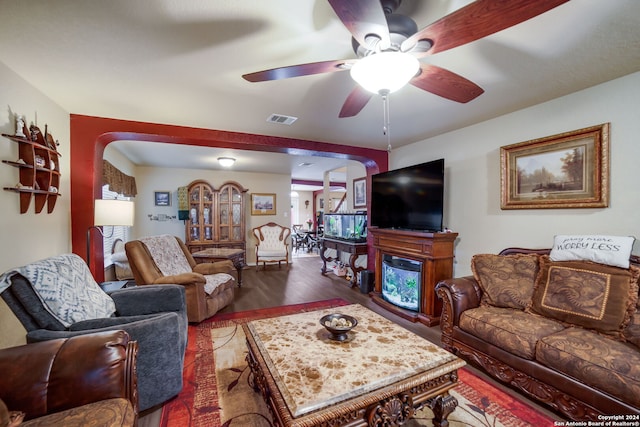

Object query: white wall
[0,62,71,347]
[132,166,291,265]
[294,190,314,225]
[392,72,640,277]
[0,62,71,272]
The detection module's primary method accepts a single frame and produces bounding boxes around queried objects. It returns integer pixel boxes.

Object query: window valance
[102,160,137,197]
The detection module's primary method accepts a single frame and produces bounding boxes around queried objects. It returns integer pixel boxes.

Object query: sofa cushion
[536,327,640,408]
[459,306,565,359]
[550,234,635,269]
[471,253,539,309]
[529,256,640,338]
[21,398,135,426]
[623,308,640,349]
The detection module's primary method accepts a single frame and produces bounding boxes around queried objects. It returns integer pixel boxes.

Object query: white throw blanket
[0,253,116,327]
[140,235,233,294]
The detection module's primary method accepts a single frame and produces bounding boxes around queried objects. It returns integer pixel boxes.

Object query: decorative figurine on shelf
[190,207,198,224]
[15,115,26,138]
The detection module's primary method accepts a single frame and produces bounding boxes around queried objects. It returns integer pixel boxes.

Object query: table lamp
[87,199,135,269]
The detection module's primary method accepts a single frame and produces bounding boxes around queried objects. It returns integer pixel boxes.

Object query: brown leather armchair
[125,235,236,323]
[0,330,138,426]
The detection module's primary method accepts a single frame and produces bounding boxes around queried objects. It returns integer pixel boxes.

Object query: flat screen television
[370,159,444,232]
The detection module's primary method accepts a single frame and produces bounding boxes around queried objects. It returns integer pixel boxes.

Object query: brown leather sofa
[126,236,236,322]
[436,248,640,421]
[0,330,138,426]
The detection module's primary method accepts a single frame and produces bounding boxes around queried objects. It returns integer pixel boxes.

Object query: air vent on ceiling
[267,113,297,125]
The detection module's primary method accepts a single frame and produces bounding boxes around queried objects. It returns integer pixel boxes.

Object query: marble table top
[245,304,464,417]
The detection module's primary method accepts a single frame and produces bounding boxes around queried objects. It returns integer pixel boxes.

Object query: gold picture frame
[500,123,609,209]
[251,193,276,215]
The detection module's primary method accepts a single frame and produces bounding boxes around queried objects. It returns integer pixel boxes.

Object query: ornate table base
[243,304,464,427]
[319,238,368,287]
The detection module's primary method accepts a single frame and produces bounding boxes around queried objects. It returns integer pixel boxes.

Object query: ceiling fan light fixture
[350,52,419,94]
[217,157,236,167]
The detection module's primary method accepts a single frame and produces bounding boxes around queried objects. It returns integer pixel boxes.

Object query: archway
[70,114,388,281]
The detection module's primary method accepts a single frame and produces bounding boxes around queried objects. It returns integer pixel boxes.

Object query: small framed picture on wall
[353,177,366,208]
[154,191,171,206]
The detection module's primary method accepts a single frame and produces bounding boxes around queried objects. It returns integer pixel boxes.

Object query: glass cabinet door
[186,180,246,253]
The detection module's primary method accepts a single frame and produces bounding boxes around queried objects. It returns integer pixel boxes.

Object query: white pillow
[550,235,635,269]
[111,251,128,263]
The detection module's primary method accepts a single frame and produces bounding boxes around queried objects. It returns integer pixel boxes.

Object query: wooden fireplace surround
[369,227,458,327]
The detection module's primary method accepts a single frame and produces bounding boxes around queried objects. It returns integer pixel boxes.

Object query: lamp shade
[94,199,135,226]
[350,52,420,94]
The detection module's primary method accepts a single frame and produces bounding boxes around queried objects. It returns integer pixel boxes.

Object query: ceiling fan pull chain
[382,92,392,152]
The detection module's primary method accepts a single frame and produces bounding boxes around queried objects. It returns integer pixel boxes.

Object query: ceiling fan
[242,0,570,118]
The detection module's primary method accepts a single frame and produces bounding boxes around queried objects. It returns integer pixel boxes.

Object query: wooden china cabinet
[185,180,247,260]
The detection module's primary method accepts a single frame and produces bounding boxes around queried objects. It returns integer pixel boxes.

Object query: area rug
[160,299,556,427]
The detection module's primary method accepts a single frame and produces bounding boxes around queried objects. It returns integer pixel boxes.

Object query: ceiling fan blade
[410,64,484,103]
[339,85,374,118]
[328,0,390,50]
[402,0,570,55]
[242,59,356,82]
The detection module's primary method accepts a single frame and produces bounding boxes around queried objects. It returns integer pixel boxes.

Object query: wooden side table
[191,248,245,286]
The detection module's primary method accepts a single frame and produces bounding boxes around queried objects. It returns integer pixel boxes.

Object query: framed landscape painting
[500,123,609,209]
[154,191,171,206]
[251,193,276,215]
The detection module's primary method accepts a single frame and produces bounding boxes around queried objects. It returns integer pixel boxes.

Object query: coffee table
[243,304,465,427]
[191,248,245,286]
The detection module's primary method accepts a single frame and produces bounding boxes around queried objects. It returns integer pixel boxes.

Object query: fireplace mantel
[369,228,458,326]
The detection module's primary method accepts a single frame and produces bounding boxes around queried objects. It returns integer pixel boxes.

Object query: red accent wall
[70,114,388,281]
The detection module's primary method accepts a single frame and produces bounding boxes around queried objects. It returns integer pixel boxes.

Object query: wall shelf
[2,130,62,214]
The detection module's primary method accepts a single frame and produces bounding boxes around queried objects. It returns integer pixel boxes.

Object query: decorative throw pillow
[529,255,640,337]
[471,253,539,309]
[549,235,635,269]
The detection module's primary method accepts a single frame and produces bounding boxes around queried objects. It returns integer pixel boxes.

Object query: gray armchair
[0,254,188,412]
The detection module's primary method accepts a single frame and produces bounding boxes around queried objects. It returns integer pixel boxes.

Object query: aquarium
[381,255,422,312]
[323,213,367,242]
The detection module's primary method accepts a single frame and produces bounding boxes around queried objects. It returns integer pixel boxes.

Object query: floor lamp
[87,199,135,271]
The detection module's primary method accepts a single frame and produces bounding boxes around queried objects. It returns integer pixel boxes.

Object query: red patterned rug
[160,299,556,426]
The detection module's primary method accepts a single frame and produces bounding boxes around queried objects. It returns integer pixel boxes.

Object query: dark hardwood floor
[140,254,558,426]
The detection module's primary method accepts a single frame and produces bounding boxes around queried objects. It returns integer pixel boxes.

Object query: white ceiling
[1,0,639,186]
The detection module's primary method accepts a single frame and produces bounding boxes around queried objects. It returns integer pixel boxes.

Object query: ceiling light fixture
[350,52,419,95]
[350,52,419,152]
[217,157,236,167]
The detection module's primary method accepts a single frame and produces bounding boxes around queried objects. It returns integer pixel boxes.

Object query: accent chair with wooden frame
[252,222,291,270]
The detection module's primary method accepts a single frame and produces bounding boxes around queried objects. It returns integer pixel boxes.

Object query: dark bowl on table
[319,313,358,341]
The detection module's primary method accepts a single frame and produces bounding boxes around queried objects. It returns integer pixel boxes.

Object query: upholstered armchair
[125,234,236,323]
[0,253,187,412]
[0,330,138,426]
[252,222,291,269]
